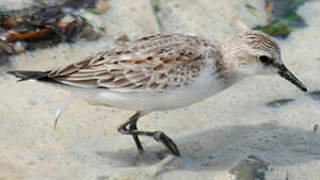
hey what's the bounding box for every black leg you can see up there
[118,112,144,153]
[118,112,180,156]
[132,130,180,156]
[129,118,144,153]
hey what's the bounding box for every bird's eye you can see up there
[259,55,271,64]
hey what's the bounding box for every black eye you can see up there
[259,56,271,64]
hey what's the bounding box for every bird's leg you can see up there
[118,111,180,156]
[131,130,180,156]
[118,111,145,153]
[128,116,144,153]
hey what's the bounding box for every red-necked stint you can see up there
[8,31,307,156]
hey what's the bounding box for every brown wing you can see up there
[49,34,214,92]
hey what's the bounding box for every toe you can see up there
[154,131,180,156]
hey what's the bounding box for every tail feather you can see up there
[7,70,51,81]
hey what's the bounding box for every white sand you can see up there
[1,0,320,179]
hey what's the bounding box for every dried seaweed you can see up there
[254,0,311,38]
[246,4,258,17]
[0,0,108,57]
[266,99,294,108]
[150,0,163,32]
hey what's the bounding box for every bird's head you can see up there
[222,31,307,92]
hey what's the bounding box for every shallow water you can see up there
[1,0,320,179]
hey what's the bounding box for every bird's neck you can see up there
[214,41,249,86]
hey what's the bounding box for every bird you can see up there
[7,31,307,156]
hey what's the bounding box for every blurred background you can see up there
[0,0,319,179]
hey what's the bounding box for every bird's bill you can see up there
[277,64,307,92]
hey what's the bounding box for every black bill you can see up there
[278,64,307,92]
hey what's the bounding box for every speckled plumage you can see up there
[8,31,307,156]
[49,33,223,93]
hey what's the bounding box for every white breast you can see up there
[78,69,227,112]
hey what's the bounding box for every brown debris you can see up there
[0,41,14,53]
[97,1,110,12]
[0,18,18,29]
[265,1,273,24]
[114,35,130,46]
[0,0,108,56]
[4,28,54,42]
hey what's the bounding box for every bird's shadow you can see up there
[95,124,320,171]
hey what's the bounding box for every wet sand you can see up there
[1,0,320,179]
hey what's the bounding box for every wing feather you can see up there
[49,34,216,92]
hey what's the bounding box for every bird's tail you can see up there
[7,70,51,81]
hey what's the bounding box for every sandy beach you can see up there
[1,0,320,179]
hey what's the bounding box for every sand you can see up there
[0,0,320,179]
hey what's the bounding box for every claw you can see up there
[154,131,180,156]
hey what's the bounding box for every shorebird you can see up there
[7,31,307,156]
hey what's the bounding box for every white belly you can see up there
[78,71,227,112]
